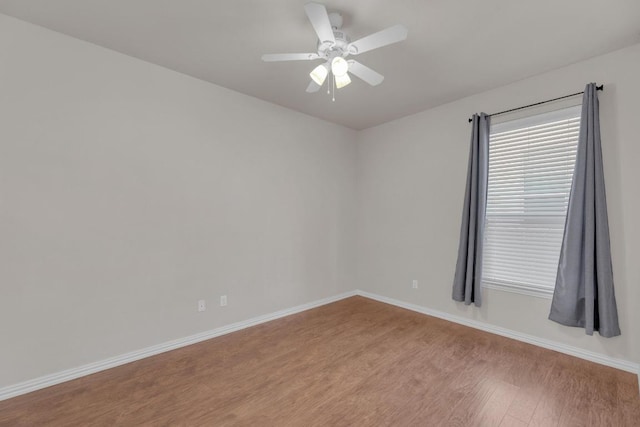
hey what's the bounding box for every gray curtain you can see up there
[549,83,620,337]
[453,113,490,307]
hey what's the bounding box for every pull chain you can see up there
[332,73,336,102]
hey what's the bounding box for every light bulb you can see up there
[335,73,351,89]
[331,57,349,77]
[310,63,329,86]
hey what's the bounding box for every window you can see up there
[482,106,581,297]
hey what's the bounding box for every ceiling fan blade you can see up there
[348,24,408,55]
[348,60,384,86]
[262,53,320,62]
[306,80,322,93]
[304,2,336,45]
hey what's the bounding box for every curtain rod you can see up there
[467,84,604,123]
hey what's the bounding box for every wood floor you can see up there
[1,296,638,426]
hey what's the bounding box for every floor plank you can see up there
[0,296,638,426]
[500,414,529,427]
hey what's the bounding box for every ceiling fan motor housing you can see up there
[317,30,351,59]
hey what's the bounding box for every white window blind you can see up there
[483,105,581,297]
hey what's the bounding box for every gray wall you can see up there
[0,14,357,388]
[357,43,640,365]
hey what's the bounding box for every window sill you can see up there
[482,281,553,299]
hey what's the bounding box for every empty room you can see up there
[1,1,639,425]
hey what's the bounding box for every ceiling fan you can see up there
[261,2,408,96]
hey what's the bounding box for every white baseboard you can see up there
[0,290,357,402]
[2,289,637,402]
[355,290,640,376]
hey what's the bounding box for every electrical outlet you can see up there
[220,295,227,307]
[198,299,206,312]
[412,280,418,289]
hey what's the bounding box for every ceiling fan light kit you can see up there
[261,2,408,99]
[331,57,349,77]
[335,73,351,89]
[310,63,329,85]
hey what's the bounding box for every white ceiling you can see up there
[1,1,639,130]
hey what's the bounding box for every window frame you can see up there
[482,105,582,299]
